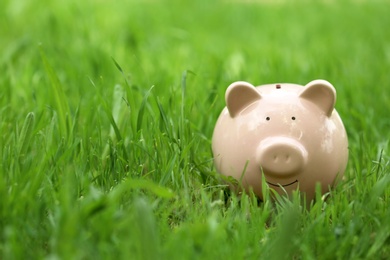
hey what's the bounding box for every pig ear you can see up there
[225,81,261,118]
[299,80,336,117]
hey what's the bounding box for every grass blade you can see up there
[110,178,175,199]
[16,112,35,159]
[137,85,154,132]
[39,47,72,139]
[90,79,129,162]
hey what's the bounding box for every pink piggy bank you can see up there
[212,80,348,201]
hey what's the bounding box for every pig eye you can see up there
[291,116,296,120]
[266,117,270,121]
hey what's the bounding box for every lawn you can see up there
[1,0,390,259]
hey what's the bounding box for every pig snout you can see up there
[257,137,308,176]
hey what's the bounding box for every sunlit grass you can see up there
[1,0,390,259]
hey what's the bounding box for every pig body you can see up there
[212,80,348,201]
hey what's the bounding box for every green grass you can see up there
[1,0,390,259]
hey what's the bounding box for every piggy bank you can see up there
[212,80,348,201]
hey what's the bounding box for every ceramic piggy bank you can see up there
[212,80,348,201]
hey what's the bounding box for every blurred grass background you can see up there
[1,0,390,259]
